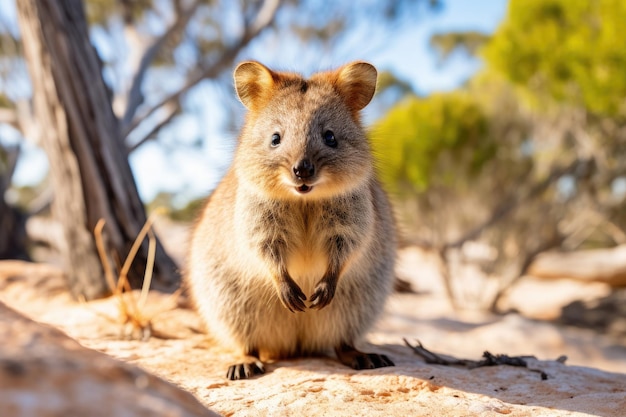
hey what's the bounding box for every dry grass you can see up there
[93,211,180,340]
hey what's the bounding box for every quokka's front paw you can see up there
[278,275,307,312]
[309,276,337,310]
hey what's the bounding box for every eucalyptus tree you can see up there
[8,0,437,299]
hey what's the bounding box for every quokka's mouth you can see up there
[296,184,313,194]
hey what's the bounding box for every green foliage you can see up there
[0,94,11,108]
[145,191,205,222]
[369,0,626,308]
[376,70,414,96]
[85,0,153,25]
[371,91,489,195]
[483,0,626,118]
[169,197,204,222]
[429,31,491,63]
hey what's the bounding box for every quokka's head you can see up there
[233,61,377,201]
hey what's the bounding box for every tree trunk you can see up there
[0,144,28,260]
[16,0,179,300]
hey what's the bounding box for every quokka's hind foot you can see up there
[335,343,394,370]
[226,359,265,380]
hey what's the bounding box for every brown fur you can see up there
[186,61,397,380]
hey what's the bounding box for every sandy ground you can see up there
[1,218,625,416]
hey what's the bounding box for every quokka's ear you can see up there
[334,62,377,111]
[234,61,275,110]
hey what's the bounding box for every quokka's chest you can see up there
[286,236,329,293]
[241,200,345,279]
[265,205,334,258]
[245,197,362,235]
[240,192,372,245]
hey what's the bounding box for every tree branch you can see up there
[0,108,18,129]
[123,0,282,142]
[488,231,563,313]
[127,102,180,152]
[444,158,585,250]
[121,0,201,130]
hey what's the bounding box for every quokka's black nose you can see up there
[293,159,315,179]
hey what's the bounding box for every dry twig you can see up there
[404,338,567,380]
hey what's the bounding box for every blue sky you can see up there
[376,0,507,92]
[9,0,508,204]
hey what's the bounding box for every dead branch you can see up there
[415,159,585,310]
[404,339,567,380]
[488,231,563,312]
[435,246,458,311]
[445,158,585,251]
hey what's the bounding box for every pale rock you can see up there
[529,245,626,286]
[0,301,218,417]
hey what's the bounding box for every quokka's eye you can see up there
[323,130,337,148]
[271,133,281,147]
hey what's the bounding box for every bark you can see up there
[16,0,178,300]
[0,145,27,260]
[0,198,25,260]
